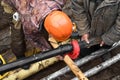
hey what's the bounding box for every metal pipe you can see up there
[41,41,120,80]
[40,49,107,80]
[72,53,120,80]
[0,44,72,74]
[0,38,101,74]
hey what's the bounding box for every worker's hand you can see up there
[81,33,89,44]
[56,55,64,60]
[100,41,105,47]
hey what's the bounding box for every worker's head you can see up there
[44,10,73,41]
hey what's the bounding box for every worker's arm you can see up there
[102,7,120,45]
[71,0,90,36]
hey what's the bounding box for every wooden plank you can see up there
[64,55,88,80]
[49,37,88,80]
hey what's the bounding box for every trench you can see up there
[25,45,120,80]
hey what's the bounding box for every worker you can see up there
[3,0,73,59]
[62,0,120,58]
[66,0,120,46]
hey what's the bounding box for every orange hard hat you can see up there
[44,10,73,41]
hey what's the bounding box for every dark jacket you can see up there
[66,0,120,45]
[3,0,66,51]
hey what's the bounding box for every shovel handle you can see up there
[64,55,88,80]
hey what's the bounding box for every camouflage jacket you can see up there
[66,0,120,45]
[3,0,66,50]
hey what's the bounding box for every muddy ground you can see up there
[25,46,120,80]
